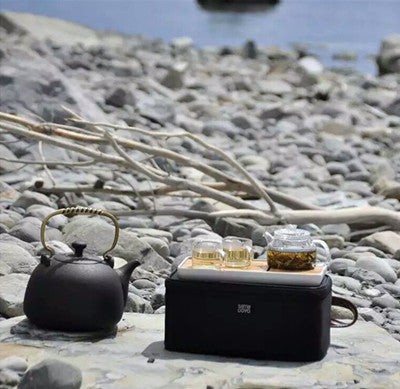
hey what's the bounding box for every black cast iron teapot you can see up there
[23,206,140,332]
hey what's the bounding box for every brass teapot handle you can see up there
[41,206,119,258]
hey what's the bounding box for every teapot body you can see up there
[23,207,140,332]
[265,228,330,271]
[24,257,125,331]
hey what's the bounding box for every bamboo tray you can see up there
[177,257,327,286]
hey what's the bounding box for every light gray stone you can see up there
[18,359,82,389]
[358,308,385,326]
[125,293,153,313]
[360,231,400,255]
[34,240,73,256]
[202,120,239,139]
[0,210,23,229]
[347,268,386,285]
[0,356,28,373]
[26,205,68,229]
[0,145,23,173]
[0,273,29,317]
[356,256,397,283]
[329,258,355,275]
[298,56,323,75]
[372,293,400,309]
[319,234,345,249]
[160,64,185,89]
[139,237,170,259]
[89,200,131,212]
[62,216,170,270]
[376,283,400,298]
[136,95,175,124]
[259,79,292,95]
[0,369,20,386]
[0,313,399,388]
[330,274,362,293]
[0,243,37,275]
[9,217,62,243]
[0,181,20,203]
[127,228,173,242]
[13,191,56,209]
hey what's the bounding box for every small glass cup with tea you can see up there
[223,236,253,269]
[191,239,224,269]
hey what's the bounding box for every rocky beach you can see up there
[1,10,400,389]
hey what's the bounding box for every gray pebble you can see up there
[131,279,157,290]
[356,256,397,283]
[0,356,28,373]
[372,293,400,309]
[0,273,30,317]
[13,190,56,209]
[9,217,62,243]
[329,258,356,275]
[140,236,170,259]
[0,243,37,275]
[358,308,385,326]
[18,359,82,389]
[126,293,153,313]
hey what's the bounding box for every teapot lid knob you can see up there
[72,242,87,257]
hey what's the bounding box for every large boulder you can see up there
[0,43,108,122]
[62,216,170,270]
[377,34,400,75]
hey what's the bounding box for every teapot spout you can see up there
[116,260,141,305]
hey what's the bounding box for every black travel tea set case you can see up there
[165,263,358,362]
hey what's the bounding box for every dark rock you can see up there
[242,40,257,59]
[377,34,400,75]
[105,87,136,108]
[18,359,82,389]
[202,120,239,139]
[13,191,56,209]
[213,218,258,239]
[150,284,165,310]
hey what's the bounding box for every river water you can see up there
[1,0,400,74]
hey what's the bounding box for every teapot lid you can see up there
[51,241,104,264]
[274,227,310,239]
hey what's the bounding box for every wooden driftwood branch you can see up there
[1,112,400,231]
[0,112,319,211]
[115,206,400,230]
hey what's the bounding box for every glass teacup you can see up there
[223,236,253,269]
[191,239,224,269]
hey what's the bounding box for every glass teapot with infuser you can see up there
[264,226,330,271]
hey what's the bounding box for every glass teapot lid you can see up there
[273,225,310,240]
